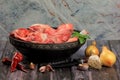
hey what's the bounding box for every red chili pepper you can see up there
[10,52,23,72]
[2,57,27,72]
[2,57,11,65]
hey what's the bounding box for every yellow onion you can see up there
[100,46,116,67]
[85,41,99,57]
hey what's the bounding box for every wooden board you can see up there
[0,40,120,80]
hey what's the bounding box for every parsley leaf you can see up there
[72,31,90,44]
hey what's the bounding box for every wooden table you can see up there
[0,40,120,80]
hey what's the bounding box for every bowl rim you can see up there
[9,35,80,45]
[9,35,84,51]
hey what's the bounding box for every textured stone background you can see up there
[0,0,120,40]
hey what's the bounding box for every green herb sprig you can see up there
[72,31,90,44]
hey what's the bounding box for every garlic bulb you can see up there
[88,55,102,69]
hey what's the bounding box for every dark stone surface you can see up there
[0,0,120,40]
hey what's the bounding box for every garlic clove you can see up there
[46,65,54,72]
[29,62,35,70]
[78,63,89,71]
[39,66,46,73]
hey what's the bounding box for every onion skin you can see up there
[85,41,99,57]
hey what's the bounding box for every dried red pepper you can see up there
[10,52,23,72]
[2,57,27,72]
[2,57,11,65]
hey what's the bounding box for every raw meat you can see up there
[10,28,30,41]
[67,37,78,42]
[10,23,75,44]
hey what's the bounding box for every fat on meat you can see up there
[26,32,49,43]
[29,24,51,32]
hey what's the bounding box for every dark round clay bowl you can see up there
[9,35,85,63]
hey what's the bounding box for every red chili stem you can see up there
[17,63,27,73]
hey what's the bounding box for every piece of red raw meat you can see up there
[44,27,57,35]
[54,23,74,43]
[10,28,30,41]
[44,23,74,43]
[66,37,78,42]
[57,23,73,32]
[10,23,74,44]
[26,32,48,43]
